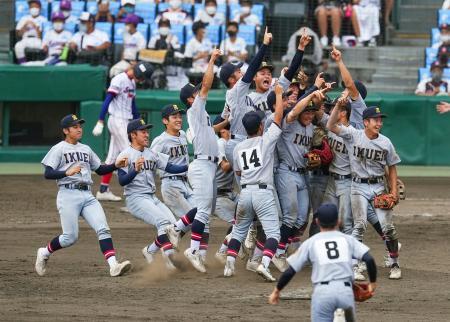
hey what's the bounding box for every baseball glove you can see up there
[373,193,398,210]
[312,126,327,148]
[397,178,406,200]
[305,152,322,169]
[353,282,374,302]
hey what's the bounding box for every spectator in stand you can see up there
[282,26,323,66]
[415,62,450,96]
[148,18,181,51]
[110,14,146,77]
[117,0,144,23]
[315,0,342,47]
[184,21,214,72]
[15,0,47,64]
[195,0,226,25]
[353,0,380,46]
[220,21,248,63]
[69,12,111,54]
[232,0,260,29]
[434,24,450,66]
[95,0,115,23]
[60,0,78,24]
[157,0,192,25]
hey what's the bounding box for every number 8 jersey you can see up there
[233,123,282,186]
[287,230,369,284]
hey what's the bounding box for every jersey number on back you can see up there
[240,147,262,171]
[315,237,349,265]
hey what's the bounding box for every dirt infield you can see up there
[1,175,450,321]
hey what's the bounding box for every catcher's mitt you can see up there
[312,126,327,148]
[305,152,321,170]
[397,178,406,200]
[373,193,398,210]
[353,282,374,302]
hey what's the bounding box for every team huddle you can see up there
[35,27,404,321]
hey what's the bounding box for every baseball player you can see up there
[269,203,377,322]
[224,83,285,282]
[179,48,221,273]
[92,62,154,202]
[35,114,131,277]
[327,104,402,280]
[248,28,311,116]
[116,119,190,269]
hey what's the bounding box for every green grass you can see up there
[2,163,450,177]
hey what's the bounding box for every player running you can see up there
[92,62,154,201]
[269,203,377,322]
[35,114,131,277]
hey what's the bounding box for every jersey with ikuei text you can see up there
[151,130,189,179]
[117,146,169,196]
[233,123,282,186]
[287,230,369,284]
[41,141,101,186]
[337,126,401,178]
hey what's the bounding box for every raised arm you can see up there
[286,90,324,123]
[326,94,348,134]
[331,45,359,100]
[273,83,284,127]
[284,28,311,81]
[241,27,272,84]
[199,48,222,99]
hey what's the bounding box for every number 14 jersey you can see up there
[233,122,282,187]
[287,230,369,284]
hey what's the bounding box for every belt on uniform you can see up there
[311,169,330,176]
[218,188,232,194]
[164,176,187,181]
[241,184,267,189]
[288,166,307,174]
[63,183,90,191]
[194,154,219,163]
[352,176,384,184]
[320,281,351,287]
[330,172,352,180]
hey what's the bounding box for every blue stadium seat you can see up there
[51,1,85,18]
[419,68,430,82]
[157,2,192,14]
[15,0,49,21]
[135,3,157,24]
[186,24,221,46]
[193,3,227,19]
[438,9,450,26]
[42,21,76,38]
[114,22,149,44]
[151,23,185,45]
[229,3,264,25]
[426,47,438,67]
[431,28,441,47]
[222,24,256,46]
[86,0,120,16]
[96,22,113,39]
[444,68,450,80]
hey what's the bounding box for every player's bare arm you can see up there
[199,48,222,99]
[115,156,128,169]
[331,45,359,100]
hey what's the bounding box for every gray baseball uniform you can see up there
[247,75,290,117]
[215,137,236,224]
[231,123,282,242]
[118,146,176,235]
[41,141,111,247]
[186,95,219,225]
[287,230,370,322]
[151,130,194,218]
[349,94,367,130]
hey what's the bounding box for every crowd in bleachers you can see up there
[416,2,450,96]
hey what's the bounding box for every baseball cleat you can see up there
[215,250,227,265]
[165,225,181,250]
[272,254,289,273]
[256,264,276,282]
[223,260,235,277]
[246,256,261,272]
[183,248,206,273]
[161,251,177,271]
[353,265,366,281]
[96,191,122,202]
[389,264,402,280]
[35,247,49,276]
[110,260,132,277]
[244,224,257,250]
[142,247,154,264]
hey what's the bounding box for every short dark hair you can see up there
[128,132,133,142]
[245,123,260,136]
[317,219,337,229]
[227,21,239,30]
[192,21,206,35]
[205,0,217,5]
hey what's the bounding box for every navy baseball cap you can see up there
[161,104,185,118]
[127,118,153,133]
[362,106,386,119]
[242,110,265,134]
[266,90,292,111]
[180,83,202,107]
[257,61,274,73]
[60,114,85,128]
[315,203,338,226]
[303,100,319,113]
[133,62,154,80]
[213,115,225,126]
[219,61,244,86]
[341,80,367,100]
